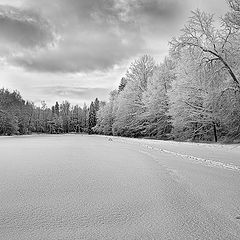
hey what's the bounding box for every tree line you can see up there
[94,0,240,143]
[0,88,100,136]
[1,0,240,142]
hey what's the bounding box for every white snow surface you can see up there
[0,134,240,239]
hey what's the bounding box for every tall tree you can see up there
[94,91,117,135]
[168,49,227,142]
[88,101,96,133]
[55,101,60,117]
[113,55,156,137]
[60,101,71,133]
[170,9,240,88]
[94,98,100,113]
[82,103,88,131]
[142,58,175,138]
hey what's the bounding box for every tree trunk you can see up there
[213,122,218,142]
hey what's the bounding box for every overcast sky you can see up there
[0,0,228,106]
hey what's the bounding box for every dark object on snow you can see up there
[108,138,113,141]
[236,216,240,220]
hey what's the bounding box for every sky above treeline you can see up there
[0,0,228,106]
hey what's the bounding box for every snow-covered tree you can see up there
[94,91,117,135]
[60,101,71,133]
[141,58,175,138]
[170,9,240,88]
[169,49,229,142]
[226,0,240,28]
[113,55,156,137]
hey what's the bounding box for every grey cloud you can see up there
[129,0,184,33]
[135,0,181,19]
[3,0,185,72]
[0,5,56,50]
[10,30,142,72]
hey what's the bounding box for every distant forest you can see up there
[1,1,240,142]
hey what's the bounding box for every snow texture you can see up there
[0,134,240,240]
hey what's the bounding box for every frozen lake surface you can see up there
[1,134,240,239]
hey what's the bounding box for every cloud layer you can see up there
[0,0,184,73]
[0,0,229,106]
[0,5,56,54]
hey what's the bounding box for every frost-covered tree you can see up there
[170,9,240,88]
[168,49,228,142]
[113,55,156,137]
[141,58,175,138]
[70,105,82,133]
[0,89,28,135]
[60,101,71,133]
[0,110,18,135]
[19,101,35,134]
[94,91,117,135]
[81,103,88,132]
[169,8,240,142]
[226,0,240,28]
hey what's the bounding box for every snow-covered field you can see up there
[1,134,240,239]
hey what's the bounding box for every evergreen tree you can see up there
[88,101,96,133]
[55,102,60,117]
[51,106,55,118]
[118,78,127,93]
[94,98,100,113]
